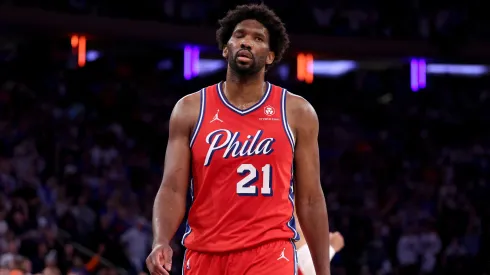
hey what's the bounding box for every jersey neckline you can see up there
[216,81,272,116]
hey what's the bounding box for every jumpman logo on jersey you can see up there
[210,109,223,123]
[277,248,289,261]
[186,257,191,270]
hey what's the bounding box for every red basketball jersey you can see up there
[182,81,299,252]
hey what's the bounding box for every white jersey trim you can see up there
[189,88,206,148]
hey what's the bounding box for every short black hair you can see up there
[216,4,290,68]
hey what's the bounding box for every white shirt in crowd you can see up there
[397,231,442,273]
[397,233,419,266]
[419,231,442,273]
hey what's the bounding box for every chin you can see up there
[232,65,254,74]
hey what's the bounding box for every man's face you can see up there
[223,19,275,75]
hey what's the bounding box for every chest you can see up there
[193,119,290,167]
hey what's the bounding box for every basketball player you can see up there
[146,4,330,275]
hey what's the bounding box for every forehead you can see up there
[233,19,268,36]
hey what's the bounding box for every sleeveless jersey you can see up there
[182,81,299,252]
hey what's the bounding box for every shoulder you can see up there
[170,90,203,133]
[284,90,319,132]
[174,90,202,112]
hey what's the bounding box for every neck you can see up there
[225,68,266,103]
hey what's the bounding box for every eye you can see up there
[255,37,264,42]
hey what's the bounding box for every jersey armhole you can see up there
[189,88,206,148]
[281,89,296,152]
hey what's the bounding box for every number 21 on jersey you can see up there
[236,164,272,196]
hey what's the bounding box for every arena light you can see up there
[70,35,87,67]
[277,64,290,81]
[297,53,314,83]
[184,46,200,79]
[311,60,357,76]
[184,45,192,80]
[70,35,78,48]
[297,53,306,81]
[410,59,419,92]
[418,59,426,89]
[191,46,200,77]
[157,59,173,70]
[427,64,488,76]
[86,50,100,62]
[305,54,314,83]
[410,58,426,92]
[198,59,226,76]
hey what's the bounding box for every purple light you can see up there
[418,59,426,89]
[410,59,419,92]
[191,46,200,77]
[184,45,192,80]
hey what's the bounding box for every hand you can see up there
[146,243,173,275]
[329,231,345,252]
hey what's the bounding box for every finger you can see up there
[149,264,167,275]
[151,267,170,275]
[149,256,167,275]
[163,250,173,271]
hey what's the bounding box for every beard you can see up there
[228,50,264,76]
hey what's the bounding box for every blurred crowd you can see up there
[2,0,488,41]
[0,34,489,275]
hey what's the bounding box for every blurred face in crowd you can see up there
[223,19,274,76]
[43,267,61,275]
[64,244,74,256]
[73,256,84,267]
[8,239,19,253]
[23,259,32,273]
[38,242,48,256]
[12,211,25,225]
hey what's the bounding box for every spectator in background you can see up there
[419,223,442,275]
[397,227,420,275]
[442,238,468,275]
[42,250,61,275]
[120,218,150,273]
[0,17,489,274]
[362,223,393,275]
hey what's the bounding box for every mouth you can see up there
[236,50,253,62]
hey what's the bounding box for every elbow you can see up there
[154,183,187,210]
[296,192,327,209]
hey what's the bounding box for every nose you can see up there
[240,38,253,50]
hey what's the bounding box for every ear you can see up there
[266,51,275,65]
[222,46,229,59]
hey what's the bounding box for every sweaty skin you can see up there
[148,18,330,275]
[147,93,198,275]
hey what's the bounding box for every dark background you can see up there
[0,1,489,275]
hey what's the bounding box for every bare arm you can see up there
[290,94,330,275]
[152,93,199,246]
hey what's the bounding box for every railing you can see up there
[57,228,129,275]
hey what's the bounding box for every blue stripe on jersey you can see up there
[189,88,206,148]
[280,89,295,151]
[281,88,299,241]
[291,240,298,275]
[181,178,194,246]
[181,249,188,275]
[217,81,272,115]
[287,180,300,241]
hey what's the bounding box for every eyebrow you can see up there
[234,28,267,38]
